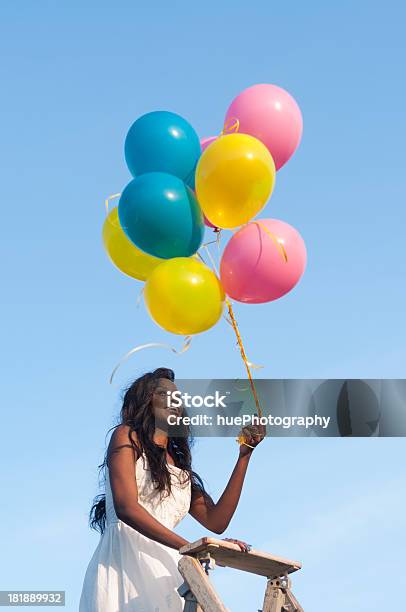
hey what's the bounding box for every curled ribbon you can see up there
[104,193,123,230]
[109,336,192,384]
[103,193,193,386]
[252,221,288,263]
[231,221,288,264]
[221,117,240,136]
[105,193,121,217]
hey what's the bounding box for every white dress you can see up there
[79,452,192,612]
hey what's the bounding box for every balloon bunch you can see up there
[103,84,307,404]
[103,110,225,336]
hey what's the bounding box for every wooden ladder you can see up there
[177,537,303,612]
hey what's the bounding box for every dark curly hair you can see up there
[89,367,208,534]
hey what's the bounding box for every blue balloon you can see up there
[118,173,204,259]
[125,111,201,182]
[185,166,196,191]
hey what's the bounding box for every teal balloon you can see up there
[118,173,204,259]
[185,167,196,191]
[125,111,201,182]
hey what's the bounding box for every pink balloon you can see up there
[224,84,303,171]
[200,136,217,151]
[200,137,219,228]
[220,219,307,303]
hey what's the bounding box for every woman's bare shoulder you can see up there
[110,423,140,443]
[107,425,141,464]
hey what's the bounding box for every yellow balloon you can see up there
[195,133,276,229]
[102,207,161,280]
[144,257,225,335]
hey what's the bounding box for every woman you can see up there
[79,367,264,611]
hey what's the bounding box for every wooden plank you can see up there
[178,556,228,612]
[179,537,301,578]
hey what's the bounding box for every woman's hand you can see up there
[222,537,252,553]
[238,424,266,457]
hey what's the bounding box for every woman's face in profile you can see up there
[151,378,183,430]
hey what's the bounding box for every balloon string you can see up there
[135,286,144,308]
[224,315,263,370]
[198,237,264,423]
[109,336,192,384]
[221,223,287,444]
[195,251,207,266]
[202,244,219,277]
[225,296,263,419]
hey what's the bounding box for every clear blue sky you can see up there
[1,1,405,611]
